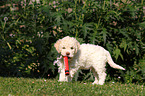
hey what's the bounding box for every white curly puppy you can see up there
[54,36,125,85]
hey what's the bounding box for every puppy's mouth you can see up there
[67,56,72,59]
[63,56,72,60]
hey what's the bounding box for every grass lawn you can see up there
[0,77,144,96]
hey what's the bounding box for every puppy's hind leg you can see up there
[98,71,107,85]
[91,67,99,85]
[93,67,106,85]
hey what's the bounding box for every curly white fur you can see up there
[54,36,125,85]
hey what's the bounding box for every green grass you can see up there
[0,77,144,96]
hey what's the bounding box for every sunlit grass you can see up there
[0,77,145,96]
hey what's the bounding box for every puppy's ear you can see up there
[54,39,61,53]
[75,41,80,53]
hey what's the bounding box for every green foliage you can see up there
[0,0,145,83]
[0,0,58,78]
[124,55,145,83]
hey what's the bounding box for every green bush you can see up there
[0,0,145,83]
[0,0,58,78]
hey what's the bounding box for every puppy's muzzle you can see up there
[65,52,72,59]
[66,52,70,56]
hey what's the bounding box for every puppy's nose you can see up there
[66,52,70,56]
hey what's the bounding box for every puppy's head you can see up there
[54,36,80,59]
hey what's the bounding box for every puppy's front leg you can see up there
[59,68,72,82]
[59,68,67,82]
[69,67,80,80]
[66,75,72,82]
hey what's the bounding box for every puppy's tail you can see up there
[106,51,125,70]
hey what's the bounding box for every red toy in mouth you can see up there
[63,56,69,75]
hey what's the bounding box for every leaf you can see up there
[0,20,4,29]
[41,5,50,14]
[113,48,124,60]
[82,23,93,38]
[106,10,121,20]
[55,14,63,24]
[119,39,128,52]
[139,22,145,28]
[119,29,129,38]
[134,42,139,55]
[101,28,107,45]
[90,32,97,44]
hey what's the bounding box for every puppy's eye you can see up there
[71,47,74,49]
[62,47,66,49]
